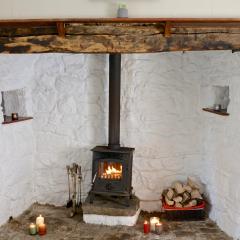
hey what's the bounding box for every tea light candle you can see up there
[155,222,163,234]
[38,223,47,236]
[29,223,37,235]
[150,217,159,232]
[143,220,150,234]
[11,113,18,121]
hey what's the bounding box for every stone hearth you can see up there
[83,195,140,226]
[0,204,232,240]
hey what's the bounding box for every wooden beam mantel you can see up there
[1,18,240,53]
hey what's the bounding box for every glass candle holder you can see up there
[150,217,159,232]
[155,222,163,234]
[29,223,37,235]
[38,223,47,236]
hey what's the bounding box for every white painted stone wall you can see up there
[29,53,203,212]
[199,51,240,239]
[0,55,36,225]
[0,52,240,239]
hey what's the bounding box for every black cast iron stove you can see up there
[90,54,134,206]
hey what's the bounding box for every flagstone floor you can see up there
[0,204,232,240]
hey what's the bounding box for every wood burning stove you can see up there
[89,54,134,206]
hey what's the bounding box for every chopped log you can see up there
[173,196,183,203]
[184,199,197,208]
[173,182,185,194]
[191,189,203,200]
[182,191,191,204]
[166,188,174,200]
[183,185,192,193]
[187,177,204,194]
[175,202,183,208]
[165,196,175,206]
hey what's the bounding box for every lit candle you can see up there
[38,223,47,236]
[11,113,18,121]
[150,217,159,232]
[143,220,150,234]
[36,214,44,231]
[155,222,163,234]
[29,223,37,235]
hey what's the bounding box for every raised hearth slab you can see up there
[83,195,140,226]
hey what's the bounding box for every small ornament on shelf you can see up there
[117,3,128,18]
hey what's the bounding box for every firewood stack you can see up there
[162,177,204,208]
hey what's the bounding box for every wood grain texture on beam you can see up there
[0,32,239,54]
[1,19,240,53]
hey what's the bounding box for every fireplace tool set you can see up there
[66,163,82,217]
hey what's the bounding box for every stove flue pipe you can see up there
[108,54,121,149]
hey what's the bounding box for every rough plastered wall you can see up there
[0,55,36,225]
[31,54,108,204]
[30,53,203,211]
[1,52,239,239]
[200,51,240,239]
[121,53,203,210]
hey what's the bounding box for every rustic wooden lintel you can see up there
[1,18,240,53]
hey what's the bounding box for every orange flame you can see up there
[101,165,122,179]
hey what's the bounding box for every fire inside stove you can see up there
[99,161,122,180]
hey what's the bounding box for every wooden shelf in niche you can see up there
[2,116,33,125]
[202,108,229,116]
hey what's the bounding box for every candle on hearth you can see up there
[38,223,47,236]
[155,222,163,234]
[150,217,159,232]
[143,220,150,234]
[36,214,44,231]
[29,223,37,235]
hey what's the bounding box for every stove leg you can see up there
[90,192,94,204]
[125,196,130,207]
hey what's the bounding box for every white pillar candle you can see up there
[150,217,159,232]
[36,214,44,227]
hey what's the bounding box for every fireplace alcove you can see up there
[0,17,238,238]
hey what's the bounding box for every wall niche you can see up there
[1,88,33,124]
[202,85,230,116]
